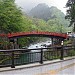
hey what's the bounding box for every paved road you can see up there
[0,59,75,75]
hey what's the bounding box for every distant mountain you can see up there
[28,3,69,27]
[28,3,51,21]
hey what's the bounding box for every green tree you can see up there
[65,0,75,32]
[0,0,24,33]
[47,19,67,33]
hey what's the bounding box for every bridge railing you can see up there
[0,45,74,68]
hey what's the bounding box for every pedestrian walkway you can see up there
[0,57,75,75]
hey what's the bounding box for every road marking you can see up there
[36,63,75,75]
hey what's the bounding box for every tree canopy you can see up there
[65,0,75,32]
[0,0,24,33]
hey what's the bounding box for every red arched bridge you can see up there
[0,31,68,39]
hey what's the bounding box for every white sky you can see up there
[15,0,68,14]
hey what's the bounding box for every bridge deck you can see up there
[0,31,68,39]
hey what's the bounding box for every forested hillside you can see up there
[28,3,69,27]
[28,3,71,32]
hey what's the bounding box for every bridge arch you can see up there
[7,31,68,39]
[0,31,68,49]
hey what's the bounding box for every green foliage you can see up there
[31,18,68,33]
[32,18,48,31]
[64,40,72,45]
[47,19,65,32]
[20,15,34,32]
[44,51,60,60]
[66,0,75,32]
[0,0,24,33]
[68,50,75,56]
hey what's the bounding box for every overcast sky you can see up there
[15,0,68,14]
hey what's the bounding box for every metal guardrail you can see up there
[0,45,75,68]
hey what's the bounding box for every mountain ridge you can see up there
[27,3,69,27]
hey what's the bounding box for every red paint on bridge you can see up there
[0,31,68,39]
[0,33,7,37]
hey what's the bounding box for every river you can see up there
[28,40,52,49]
